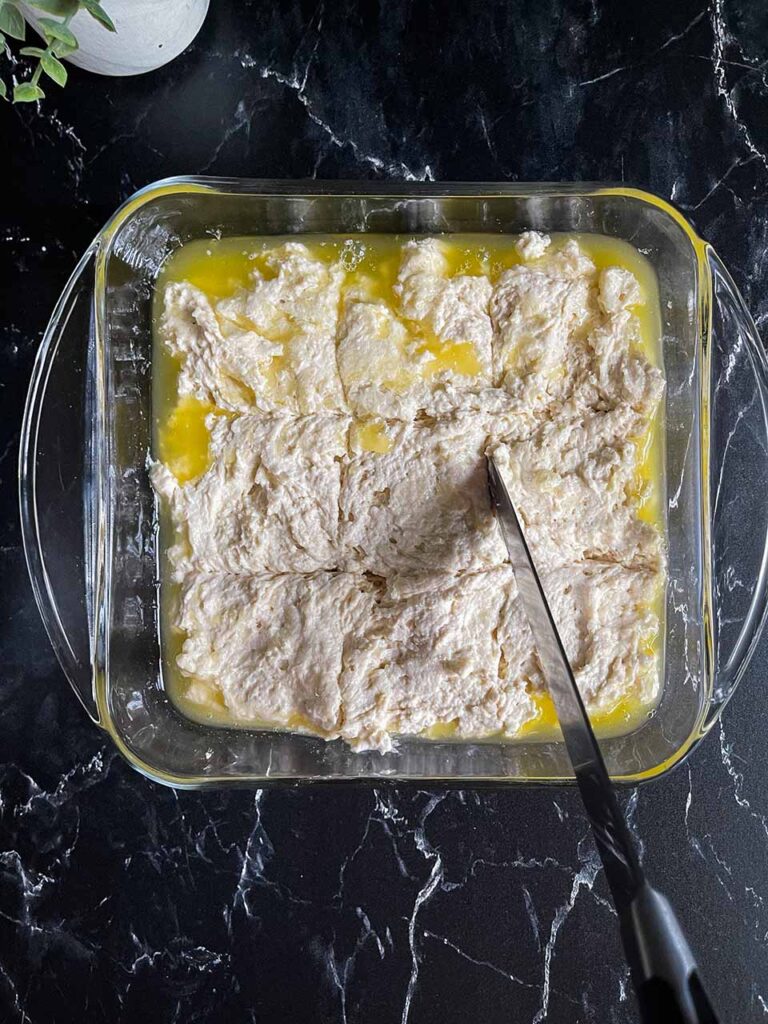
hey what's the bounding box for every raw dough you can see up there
[176,571,374,734]
[154,234,665,751]
[152,412,348,576]
[340,413,506,580]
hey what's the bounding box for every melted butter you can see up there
[416,330,482,377]
[354,420,392,454]
[631,414,664,526]
[423,721,460,740]
[347,251,401,304]
[441,243,493,277]
[157,396,217,483]
[520,689,651,740]
[153,232,666,738]
[159,243,259,299]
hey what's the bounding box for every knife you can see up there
[486,455,718,1024]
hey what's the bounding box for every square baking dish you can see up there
[19,179,768,786]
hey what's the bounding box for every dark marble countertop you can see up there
[3,2,768,1021]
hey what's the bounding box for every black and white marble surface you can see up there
[3,2,768,1021]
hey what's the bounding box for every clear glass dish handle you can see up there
[706,246,768,720]
[18,243,102,725]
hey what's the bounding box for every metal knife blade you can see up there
[486,454,644,914]
[487,455,718,1023]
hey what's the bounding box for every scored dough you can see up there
[154,234,665,751]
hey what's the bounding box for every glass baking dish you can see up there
[18,178,768,787]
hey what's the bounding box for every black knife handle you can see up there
[620,883,719,1024]
[636,971,718,1024]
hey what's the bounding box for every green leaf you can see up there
[0,79,7,101]
[80,0,115,32]
[13,80,45,102]
[27,0,79,15]
[37,17,77,48]
[41,50,66,85]
[0,4,26,41]
[51,37,77,56]
[19,45,47,56]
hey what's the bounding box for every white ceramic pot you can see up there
[22,0,210,77]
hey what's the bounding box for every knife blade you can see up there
[486,453,642,911]
[486,454,718,1024]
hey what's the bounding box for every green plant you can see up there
[0,0,114,103]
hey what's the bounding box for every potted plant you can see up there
[0,0,209,102]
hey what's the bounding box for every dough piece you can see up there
[541,562,661,711]
[489,402,663,574]
[394,238,494,381]
[152,413,348,576]
[340,566,538,751]
[215,242,347,414]
[176,571,375,734]
[162,281,283,413]
[490,239,596,414]
[337,296,522,428]
[338,276,502,421]
[336,289,428,420]
[340,414,506,580]
[491,242,663,425]
[586,267,664,416]
[515,230,551,261]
